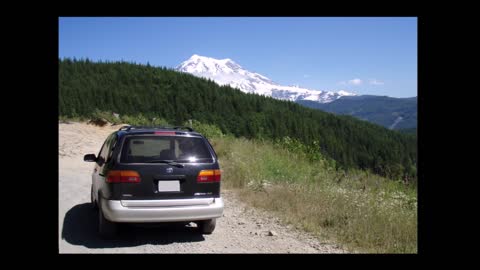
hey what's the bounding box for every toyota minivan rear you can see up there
[84,126,224,238]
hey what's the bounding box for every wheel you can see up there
[91,185,98,210]
[98,202,118,238]
[197,219,216,234]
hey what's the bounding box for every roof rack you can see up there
[118,125,132,131]
[118,125,194,132]
[173,126,194,132]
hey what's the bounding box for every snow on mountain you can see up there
[176,54,356,103]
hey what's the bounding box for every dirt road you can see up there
[58,122,346,253]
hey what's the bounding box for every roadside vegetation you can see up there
[212,134,417,253]
[196,120,417,253]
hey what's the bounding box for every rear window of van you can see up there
[120,136,213,163]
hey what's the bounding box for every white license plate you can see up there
[158,181,180,192]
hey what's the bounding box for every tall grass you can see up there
[211,136,417,253]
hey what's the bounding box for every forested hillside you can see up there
[59,59,417,180]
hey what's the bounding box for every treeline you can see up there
[59,58,417,181]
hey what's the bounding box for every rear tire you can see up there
[197,219,216,234]
[98,202,117,238]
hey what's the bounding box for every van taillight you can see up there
[106,170,141,183]
[197,169,221,183]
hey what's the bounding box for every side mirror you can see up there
[84,154,97,162]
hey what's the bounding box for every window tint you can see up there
[120,136,213,163]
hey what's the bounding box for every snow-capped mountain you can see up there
[176,54,356,103]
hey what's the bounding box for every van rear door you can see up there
[110,134,220,200]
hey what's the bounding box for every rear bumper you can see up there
[100,197,224,223]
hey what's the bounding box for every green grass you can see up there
[211,136,417,253]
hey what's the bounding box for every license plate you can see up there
[158,180,180,192]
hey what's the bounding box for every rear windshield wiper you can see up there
[145,160,184,168]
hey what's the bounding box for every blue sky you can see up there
[59,17,417,98]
